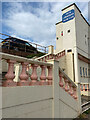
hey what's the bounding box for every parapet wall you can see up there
[2,86,53,118]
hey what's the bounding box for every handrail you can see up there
[59,67,77,87]
[0,52,53,67]
[36,50,65,61]
[81,101,90,107]
[81,101,90,113]
[35,53,52,60]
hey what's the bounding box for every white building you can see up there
[55,3,90,95]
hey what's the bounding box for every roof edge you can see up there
[62,3,81,13]
[55,21,62,25]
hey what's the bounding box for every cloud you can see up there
[2,2,88,48]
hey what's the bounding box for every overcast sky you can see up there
[1,2,89,47]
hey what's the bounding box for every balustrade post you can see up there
[47,55,49,60]
[18,62,29,86]
[59,73,63,88]
[42,58,43,61]
[47,66,52,85]
[59,53,61,58]
[30,64,38,85]
[80,84,82,91]
[3,60,17,87]
[40,65,46,85]
[73,87,77,99]
[64,77,69,92]
[56,55,58,60]
[45,56,47,62]
[87,84,89,91]
[62,51,65,56]
[83,84,85,91]
[53,54,55,60]
[68,82,73,96]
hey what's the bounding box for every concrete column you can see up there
[48,60,59,118]
[0,54,2,119]
[74,47,82,114]
[48,45,54,54]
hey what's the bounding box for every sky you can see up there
[1,1,89,48]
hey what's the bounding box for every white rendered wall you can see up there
[75,6,89,58]
[2,86,53,118]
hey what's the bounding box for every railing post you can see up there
[64,77,69,92]
[68,82,73,96]
[83,84,85,91]
[87,84,89,91]
[80,84,82,91]
[18,62,29,86]
[40,65,46,85]
[3,60,17,87]
[52,60,59,118]
[47,66,52,85]
[30,64,38,85]
[45,56,47,62]
[59,73,63,88]
[73,87,77,99]
[47,59,59,118]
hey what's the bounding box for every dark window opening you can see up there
[61,31,63,36]
[67,49,72,52]
[67,30,70,33]
[57,37,59,40]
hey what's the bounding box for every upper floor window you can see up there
[85,68,87,76]
[83,67,85,77]
[80,67,82,76]
[61,31,63,36]
[67,30,70,33]
[57,37,59,40]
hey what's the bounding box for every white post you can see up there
[48,45,54,54]
[0,54,2,119]
[48,60,59,118]
[74,47,82,114]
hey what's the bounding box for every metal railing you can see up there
[0,33,48,53]
[81,101,90,113]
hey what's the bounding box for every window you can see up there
[83,67,85,77]
[57,37,59,40]
[61,31,63,36]
[67,30,70,33]
[67,49,72,52]
[80,67,82,76]
[85,68,87,77]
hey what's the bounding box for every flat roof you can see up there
[56,3,90,26]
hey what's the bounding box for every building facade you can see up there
[55,3,90,95]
